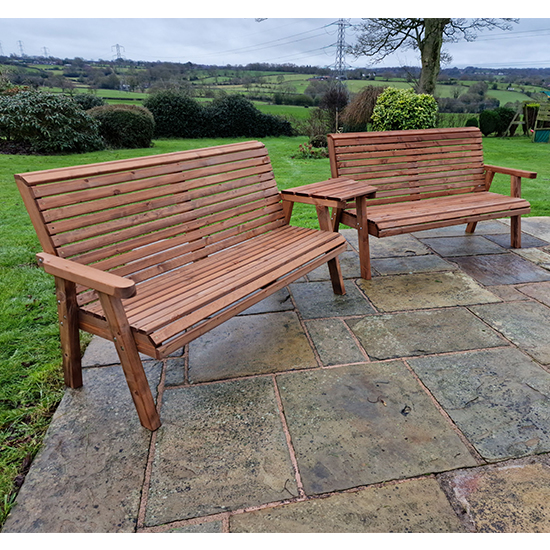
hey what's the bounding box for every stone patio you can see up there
[3,218,550,533]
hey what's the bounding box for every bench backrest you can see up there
[16,141,285,289]
[328,127,486,207]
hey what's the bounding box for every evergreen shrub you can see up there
[88,104,155,149]
[371,87,438,131]
[0,89,103,154]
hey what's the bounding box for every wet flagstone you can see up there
[356,271,499,312]
[418,236,507,257]
[516,281,550,307]
[289,281,375,319]
[518,217,550,243]
[439,457,550,532]
[370,254,456,276]
[470,301,550,365]
[2,363,162,533]
[484,232,549,249]
[306,250,362,281]
[238,287,294,315]
[230,477,466,533]
[408,348,550,461]
[452,253,550,286]
[276,361,477,496]
[512,247,550,269]
[342,230,431,258]
[145,377,297,526]
[188,311,317,383]
[304,318,367,366]
[346,308,505,361]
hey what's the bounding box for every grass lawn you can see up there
[0,133,548,526]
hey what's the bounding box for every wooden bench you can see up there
[16,141,348,430]
[318,127,536,279]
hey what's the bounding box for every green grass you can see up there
[0,133,548,527]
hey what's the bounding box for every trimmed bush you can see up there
[73,93,105,111]
[479,109,500,136]
[0,89,103,154]
[88,104,155,149]
[205,95,293,138]
[143,90,204,138]
[465,117,479,127]
[371,87,438,131]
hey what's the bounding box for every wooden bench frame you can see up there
[322,127,537,279]
[16,141,348,430]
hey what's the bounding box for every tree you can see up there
[350,18,518,95]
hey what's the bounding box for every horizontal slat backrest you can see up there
[16,141,285,299]
[328,127,486,206]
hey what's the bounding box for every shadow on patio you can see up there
[3,218,550,533]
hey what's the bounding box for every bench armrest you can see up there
[37,252,136,299]
[484,165,537,179]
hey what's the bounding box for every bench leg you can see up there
[465,222,477,234]
[98,293,161,431]
[315,205,345,295]
[55,278,83,389]
[511,215,521,248]
[355,196,372,280]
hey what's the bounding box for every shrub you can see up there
[204,95,293,138]
[479,109,500,136]
[371,87,438,131]
[292,142,328,159]
[143,90,204,138]
[72,93,105,111]
[340,86,386,131]
[465,117,479,127]
[494,106,516,136]
[0,89,103,154]
[88,104,155,149]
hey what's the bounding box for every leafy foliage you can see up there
[144,91,292,138]
[0,90,103,154]
[371,87,438,131]
[88,104,155,149]
[72,93,105,111]
[143,90,205,138]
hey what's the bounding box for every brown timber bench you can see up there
[16,141,348,431]
[320,127,536,279]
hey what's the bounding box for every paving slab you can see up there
[356,271,500,312]
[484,232,549,249]
[2,363,162,533]
[512,247,550,269]
[289,281,375,319]
[370,254,456,276]
[470,301,550,365]
[408,348,550,461]
[516,217,550,242]
[452,253,550,286]
[145,377,297,526]
[81,335,165,367]
[188,311,317,383]
[276,361,477,496]
[516,281,550,307]
[305,318,367,366]
[418,236,507,257]
[306,250,362,281]
[412,220,510,237]
[488,285,532,302]
[230,477,466,533]
[342,230,431,258]
[438,456,550,532]
[346,308,505,361]
[238,287,294,315]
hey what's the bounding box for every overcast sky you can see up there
[2,4,550,70]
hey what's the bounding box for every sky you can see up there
[2,3,550,70]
